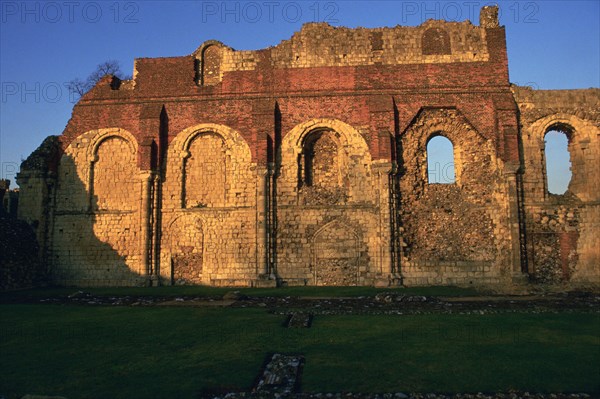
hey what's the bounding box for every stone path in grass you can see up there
[203,392,593,399]
[253,353,304,396]
[232,291,600,315]
[6,290,599,315]
[285,312,313,328]
[200,352,593,399]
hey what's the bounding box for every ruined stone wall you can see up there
[161,123,258,286]
[1,180,19,218]
[16,7,598,288]
[397,108,515,285]
[514,87,600,284]
[16,136,60,266]
[203,19,490,79]
[0,215,45,290]
[1,180,46,290]
[190,6,502,84]
[50,128,144,286]
[275,117,391,286]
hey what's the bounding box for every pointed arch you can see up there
[400,108,495,188]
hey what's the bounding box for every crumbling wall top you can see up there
[512,86,600,108]
[479,5,499,28]
[512,85,600,125]
[19,135,61,174]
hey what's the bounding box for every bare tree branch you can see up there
[67,60,129,100]
[66,78,88,98]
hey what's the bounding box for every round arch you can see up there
[166,123,253,209]
[57,128,140,212]
[85,128,138,161]
[527,113,598,162]
[527,113,599,200]
[282,118,370,157]
[170,123,251,163]
[528,113,596,142]
[421,27,451,55]
[280,118,372,204]
[426,134,456,184]
[426,131,455,146]
[403,108,487,143]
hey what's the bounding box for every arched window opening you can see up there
[427,135,455,184]
[202,45,222,86]
[422,28,451,55]
[301,130,341,189]
[544,129,572,195]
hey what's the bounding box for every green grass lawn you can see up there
[1,304,598,398]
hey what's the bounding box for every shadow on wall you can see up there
[52,143,147,287]
[0,214,45,290]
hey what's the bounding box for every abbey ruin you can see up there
[14,6,600,287]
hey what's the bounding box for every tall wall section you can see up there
[16,6,569,287]
[397,107,519,286]
[514,86,600,284]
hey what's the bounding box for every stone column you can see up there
[256,165,268,277]
[140,171,154,285]
[372,162,394,286]
[179,151,190,208]
[254,164,277,287]
[151,173,162,285]
[267,164,277,280]
[503,163,526,278]
[387,162,403,285]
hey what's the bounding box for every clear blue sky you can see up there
[1,0,598,187]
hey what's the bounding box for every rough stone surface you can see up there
[14,6,599,288]
[8,291,599,315]
[202,392,591,399]
[253,354,304,396]
[512,87,600,284]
